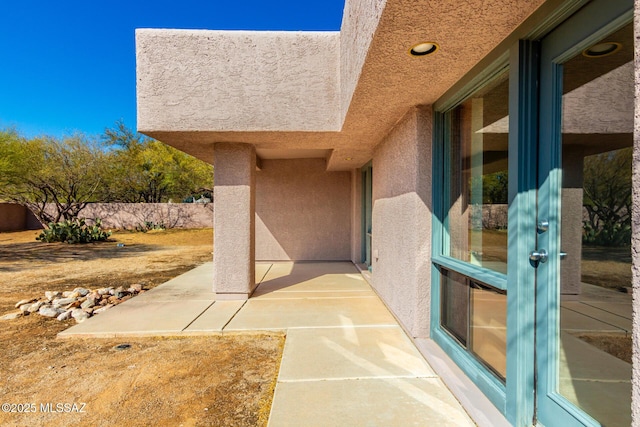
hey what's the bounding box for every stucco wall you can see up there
[256,158,351,260]
[80,203,213,230]
[2,203,213,231]
[632,2,640,424]
[371,106,432,338]
[340,0,387,121]
[136,29,340,133]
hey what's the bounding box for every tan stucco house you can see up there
[135,0,640,425]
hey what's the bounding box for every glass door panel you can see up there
[537,2,633,425]
[557,26,633,425]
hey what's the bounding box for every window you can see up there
[436,68,510,383]
[445,72,509,275]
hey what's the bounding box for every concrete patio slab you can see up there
[183,300,245,333]
[562,301,632,333]
[251,290,375,300]
[224,296,397,331]
[131,262,215,303]
[132,284,215,303]
[268,378,475,427]
[58,262,221,338]
[559,331,631,427]
[560,331,631,381]
[255,261,370,295]
[58,300,214,338]
[559,379,631,427]
[560,307,625,334]
[54,261,477,425]
[579,301,632,320]
[255,262,273,284]
[579,282,632,303]
[278,326,436,381]
[254,274,371,294]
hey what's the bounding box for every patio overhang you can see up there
[136,0,556,171]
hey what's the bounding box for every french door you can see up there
[535,1,633,425]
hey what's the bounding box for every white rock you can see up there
[39,306,61,318]
[56,310,73,321]
[71,308,90,323]
[15,298,36,308]
[128,284,143,293]
[73,288,90,297]
[28,301,45,313]
[44,291,62,301]
[80,299,95,309]
[62,291,80,299]
[97,288,113,296]
[52,297,77,308]
[19,304,32,313]
[93,304,114,314]
[1,312,23,321]
[64,300,81,310]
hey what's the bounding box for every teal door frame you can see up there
[536,1,633,425]
[431,45,539,425]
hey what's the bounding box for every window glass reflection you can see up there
[447,72,509,274]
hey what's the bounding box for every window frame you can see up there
[431,60,512,412]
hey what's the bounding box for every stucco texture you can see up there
[256,158,351,261]
[136,30,340,133]
[371,106,432,338]
[632,2,640,425]
[136,0,545,171]
[212,143,256,298]
[340,0,386,121]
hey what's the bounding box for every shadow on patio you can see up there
[58,261,475,426]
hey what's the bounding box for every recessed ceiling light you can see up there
[344,157,353,161]
[409,42,439,57]
[582,42,621,58]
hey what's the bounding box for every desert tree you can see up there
[102,121,213,203]
[0,130,108,225]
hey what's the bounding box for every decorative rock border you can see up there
[1,285,147,323]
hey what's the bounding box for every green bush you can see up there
[36,218,111,244]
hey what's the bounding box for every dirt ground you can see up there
[0,229,284,427]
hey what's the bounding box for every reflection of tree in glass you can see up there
[469,171,508,204]
[482,171,508,204]
[583,147,632,247]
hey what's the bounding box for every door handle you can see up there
[529,249,548,264]
[537,220,549,233]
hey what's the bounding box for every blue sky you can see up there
[0,0,345,139]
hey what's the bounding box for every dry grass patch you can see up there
[0,228,284,426]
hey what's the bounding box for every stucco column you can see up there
[213,143,256,299]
